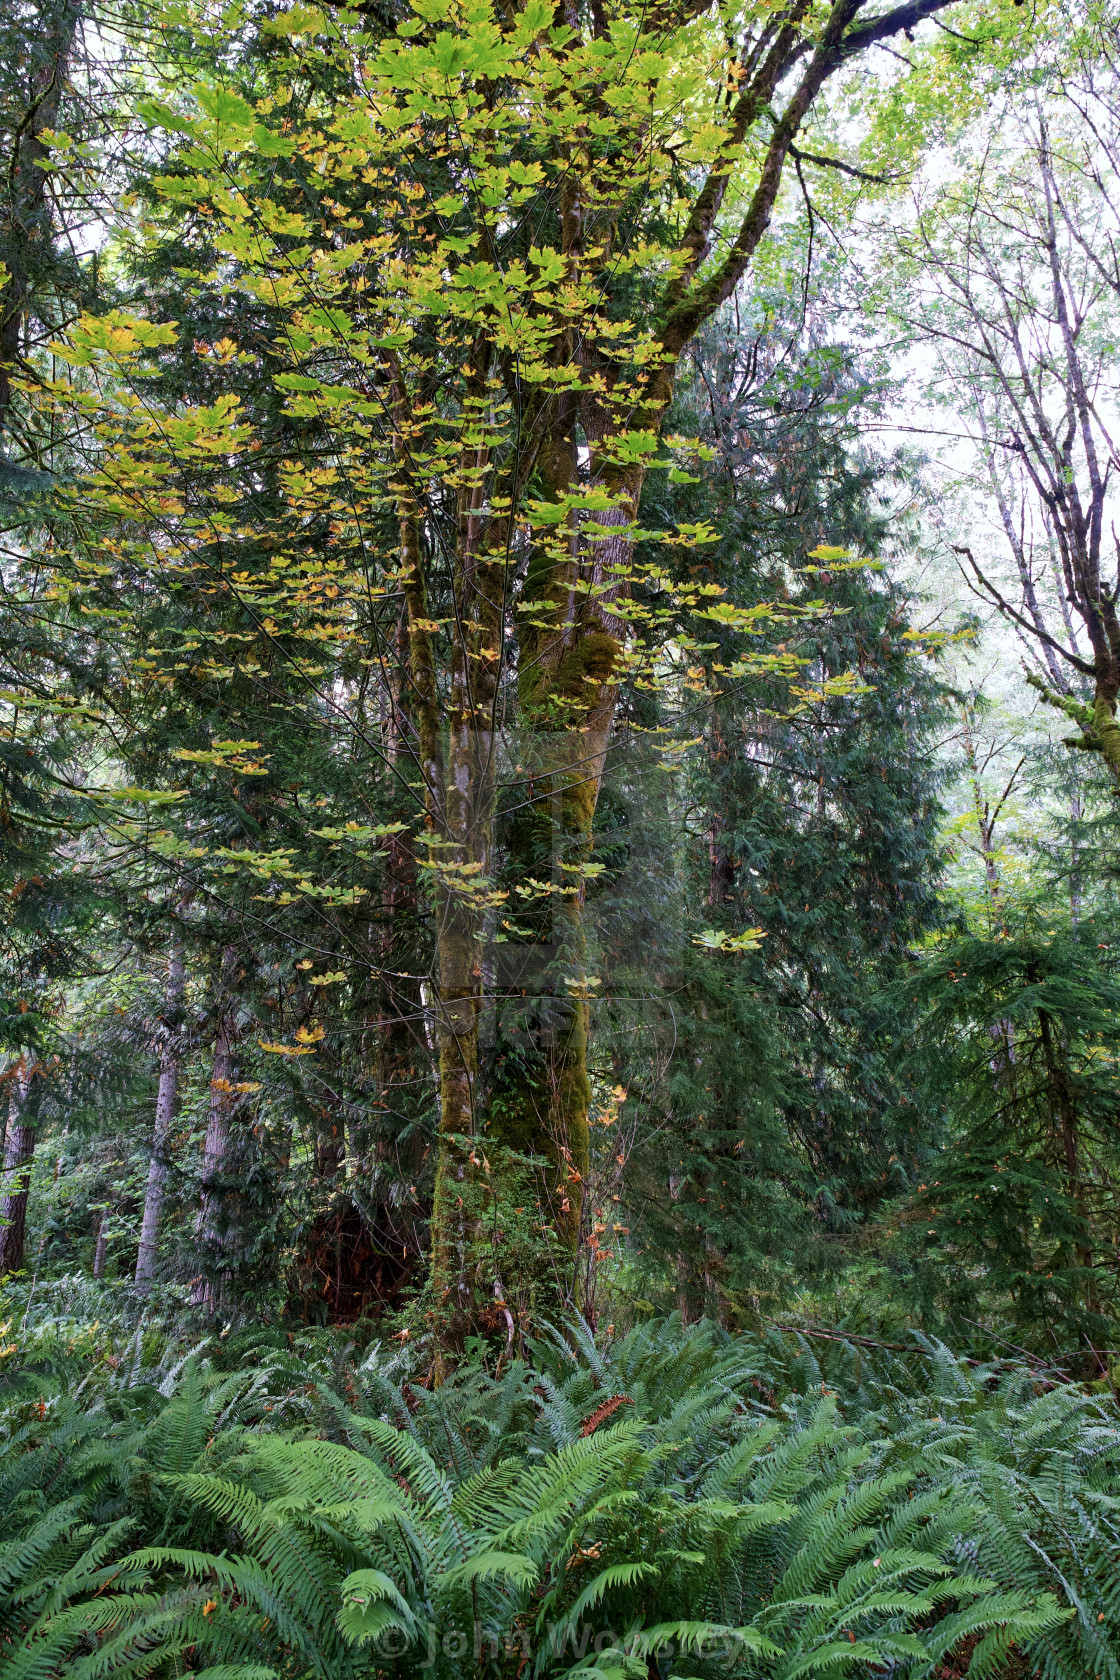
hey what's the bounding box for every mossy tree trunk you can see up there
[371,0,958,1338]
[393,355,509,1353]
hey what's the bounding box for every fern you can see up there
[0,1313,1115,1678]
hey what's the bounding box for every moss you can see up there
[556,630,619,702]
[492,628,617,1258]
[1093,693,1120,778]
[561,766,597,839]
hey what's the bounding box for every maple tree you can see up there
[27,0,969,1342]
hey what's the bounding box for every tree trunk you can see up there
[372,618,428,1260]
[135,925,187,1293]
[1070,785,1083,926]
[1037,1006,1094,1282]
[92,1205,109,1278]
[499,430,634,1253]
[0,1062,42,1277]
[426,473,506,1355]
[0,0,81,438]
[192,963,239,1311]
[415,0,944,1331]
[428,840,486,1346]
[388,360,480,1352]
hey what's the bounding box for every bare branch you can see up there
[950,545,1096,675]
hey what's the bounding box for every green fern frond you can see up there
[336,1565,416,1646]
[440,1549,539,1591]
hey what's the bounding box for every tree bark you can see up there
[397,349,507,1354]
[0,0,81,438]
[135,924,187,1293]
[426,598,504,1341]
[191,958,239,1311]
[374,611,428,1259]
[92,1205,109,1278]
[0,1062,42,1276]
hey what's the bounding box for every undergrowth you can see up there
[0,1311,1116,1679]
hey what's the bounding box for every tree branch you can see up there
[788,141,901,184]
[950,545,1096,675]
[657,0,959,367]
[840,0,962,57]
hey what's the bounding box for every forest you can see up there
[1,0,1119,1674]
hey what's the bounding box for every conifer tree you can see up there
[900,924,1120,1354]
[618,306,950,1316]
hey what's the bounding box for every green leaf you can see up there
[193,85,256,130]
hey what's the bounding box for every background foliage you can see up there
[1,0,1120,1672]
